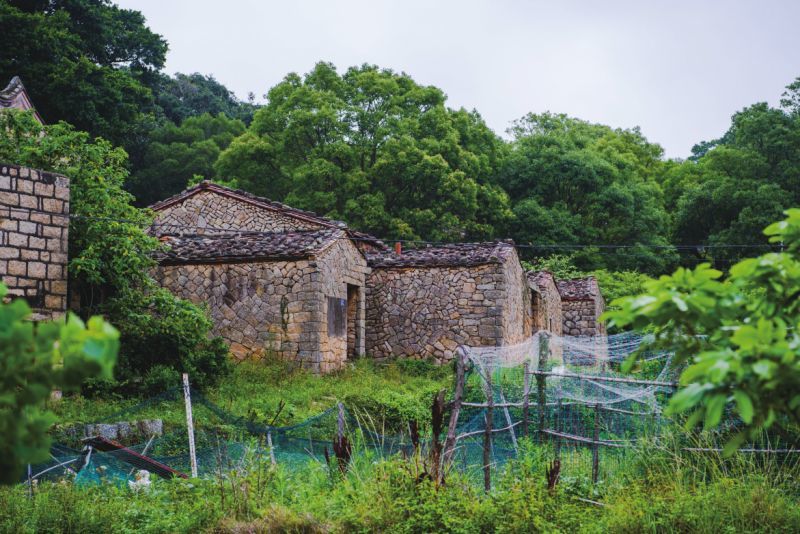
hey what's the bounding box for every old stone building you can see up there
[527,270,562,336]
[557,276,606,337]
[364,242,531,364]
[1,76,43,123]
[1,79,70,319]
[0,164,70,319]
[150,182,371,372]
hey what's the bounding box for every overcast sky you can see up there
[118,0,800,158]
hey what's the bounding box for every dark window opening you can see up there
[327,296,346,337]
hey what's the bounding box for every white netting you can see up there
[463,331,677,413]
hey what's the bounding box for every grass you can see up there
[50,357,452,434]
[7,358,800,533]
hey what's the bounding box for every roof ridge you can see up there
[149,181,346,229]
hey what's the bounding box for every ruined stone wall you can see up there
[528,273,563,336]
[0,163,69,318]
[366,263,517,364]
[562,298,605,337]
[154,190,324,234]
[152,260,323,365]
[500,250,530,344]
[315,238,368,371]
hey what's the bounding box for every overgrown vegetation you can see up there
[0,110,229,394]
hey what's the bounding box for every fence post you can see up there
[483,367,493,493]
[337,402,345,443]
[267,431,276,466]
[182,373,198,478]
[522,361,530,438]
[554,396,562,464]
[443,348,466,464]
[591,403,600,484]
[537,333,550,437]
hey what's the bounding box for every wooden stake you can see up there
[267,431,276,466]
[443,348,466,464]
[522,361,530,438]
[182,373,198,478]
[483,367,493,493]
[554,396,562,463]
[591,403,601,484]
[337,402,345,443]
[536,333,550,437]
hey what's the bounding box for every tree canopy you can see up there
[215,62,512,241]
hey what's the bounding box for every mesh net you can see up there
[26,331,793,487]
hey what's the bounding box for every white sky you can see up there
[118,0,800,158]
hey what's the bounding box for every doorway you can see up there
[346,284,361,359]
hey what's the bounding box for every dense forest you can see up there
[2,0,799,275]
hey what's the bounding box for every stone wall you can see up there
[152,260,319,362]
[562,298,606,337]
[152,238,367,374]
[500,251,530,344]
[154,190,324,234]
[528,272,563,336]
[314,237,368,370]
[0,163,69,318]
[365,257,528,364]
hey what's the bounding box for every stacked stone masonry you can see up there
[150,183,607,373]
[0,163,69,318]
[151,186,367,373]
[558,277,606,337]
[365,244,532,364]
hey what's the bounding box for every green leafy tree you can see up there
[216,62,512,241]
[606,209,800,451]
[0,0,167,148]
[0,110,229,392]
[154,72,257,125]
[128,112,246,205]
[0,284,119,484]
[500,113,677,273]
[668,77,800,265]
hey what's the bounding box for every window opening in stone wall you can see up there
[327,296,346,337]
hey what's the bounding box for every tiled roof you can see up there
[367,241,515,268]
[149,181,348,230]
[154,228,344,264]
[556,277,601,300]
[0,77,43,123]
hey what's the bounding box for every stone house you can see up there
[150,182,372,372]
[526,270,562,336]
[557,276,606,337]
[364,242,531,364]
[1,76,43,123]
[1,78,70,319]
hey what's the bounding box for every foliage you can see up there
[667,77,800,266]
[153,72,257,125]
[215,62,512,241]
[500,112,678,273]
[101,288,230,393]
[606,209,800,451]
[0,0,167,148]
[0,110,229,392]
[127,112,246,205]
[0,284,118,484]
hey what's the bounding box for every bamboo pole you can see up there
[267,431,276,466]
[182,373,198,478]
[443,348,466,464]
[554,396,562,463]
[527,370,678,388]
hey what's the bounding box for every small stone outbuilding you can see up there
[150,182,371,372]
[557,277,606,337]
[364,242,531,364]
[526,270,562,336]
